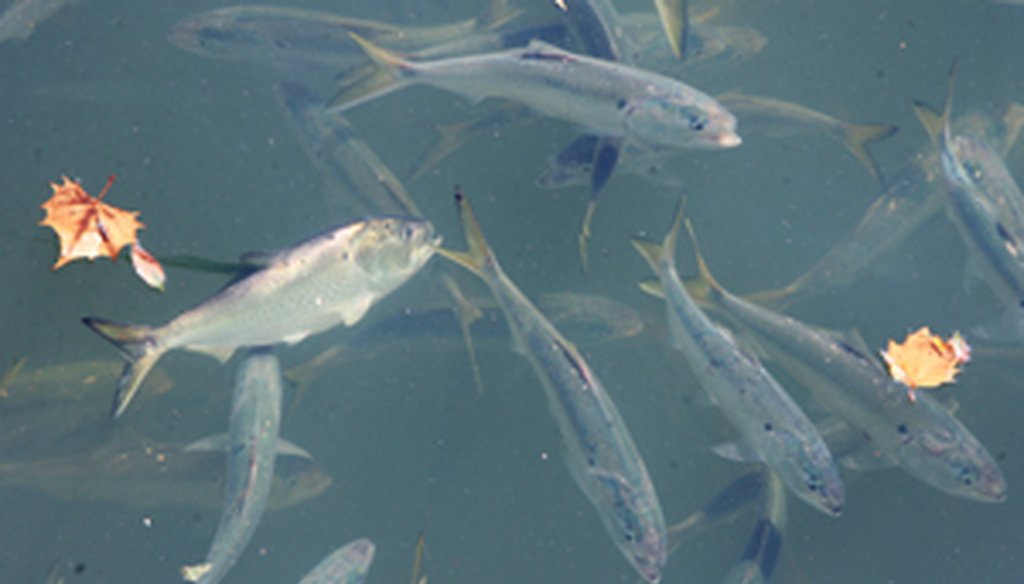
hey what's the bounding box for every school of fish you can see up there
[2,0,1022,583]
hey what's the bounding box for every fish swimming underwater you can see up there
[330,35,740,152]
[182,349,284,584]
[84,216,438,418]
[683,224,1007,503]
[633,203,845,517]
[438,193,667,583]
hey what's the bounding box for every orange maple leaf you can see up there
[881,327,971,401]
[39,175,144,270]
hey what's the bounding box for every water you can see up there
[0,0,1022,582]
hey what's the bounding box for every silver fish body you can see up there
[334,37,739,151]
[84,216,437,418]
[698,278,1007,503]
[441,197,666,583]
[182,349,284,584]
[633,214,845,518]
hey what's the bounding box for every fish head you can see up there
[587,469,666,583]
[351,217,439,279]
[776,431,846,516]
[624,94,741,150]
[896,402,1007,503]
[168,9,263,58]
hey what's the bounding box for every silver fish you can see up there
[633,204,844,517]
[331,35,740,151]
[295,538,375,584]
[439,194,667,583]
[181,349,283,584]
[914,63,1024,338]
[168,0,519,70]
[274,81,421,218]
[84,216,437,418]
[716,90,898,184]
[684,235,1008,503]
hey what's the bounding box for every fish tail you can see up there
[328,33,413,112]
[439,273,486,395]
[836,121,898,185]
[742,282,801,311]
[912,59,958,146]
[436,190,497,280]
[81,317,162,419]
[652,0,689,59]
[682,217,728,306]
[474,0,523,32]
[631,198,686,272]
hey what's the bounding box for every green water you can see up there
[1,0,1022,582]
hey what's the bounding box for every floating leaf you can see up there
[39,175,143,269]
[881,327,971,401]
[130,240,166,291]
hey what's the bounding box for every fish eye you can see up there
[959,468,977,486]
[688,115,707,132]
[403,226,416,239]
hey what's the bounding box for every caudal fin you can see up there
[435,190,498,280]
[836,121,898,185]
[652,0,689,59]
[81,317,161,419]
[631,198,685,274]
[328,33,414,112]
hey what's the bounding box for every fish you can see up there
[330,35,740,152]
[683,229,1008,503]
[83,215,438,418]
[0,431,329,510]
[274,79,490,394]
[0,358,176,456]
[438,193,667,583]
[747,101,1024,310]
[747,170,947,310]
[633,204,845,517]
[168,0,520,71]
[913,62,1024,339]
[274,81,422,218]
[295,538,375,584]
[182,349,284,584]
[716,90,898,184]
[0,0,76,43]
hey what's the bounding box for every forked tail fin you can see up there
[81,317,161,419]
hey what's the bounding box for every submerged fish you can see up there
[182,349,284,584]
[331,35,739,151]
[168,0,519,71]
[717,90,898,184]
[439,193,667,583]
[684,234,1007,503]
[274,81,421,218]
[83,216,438,418]
[0,432,329,510]
[633,205,844,517]
[296,538,375,584]
[914,63,1024,339]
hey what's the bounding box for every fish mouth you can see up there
[715,132,742,148]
